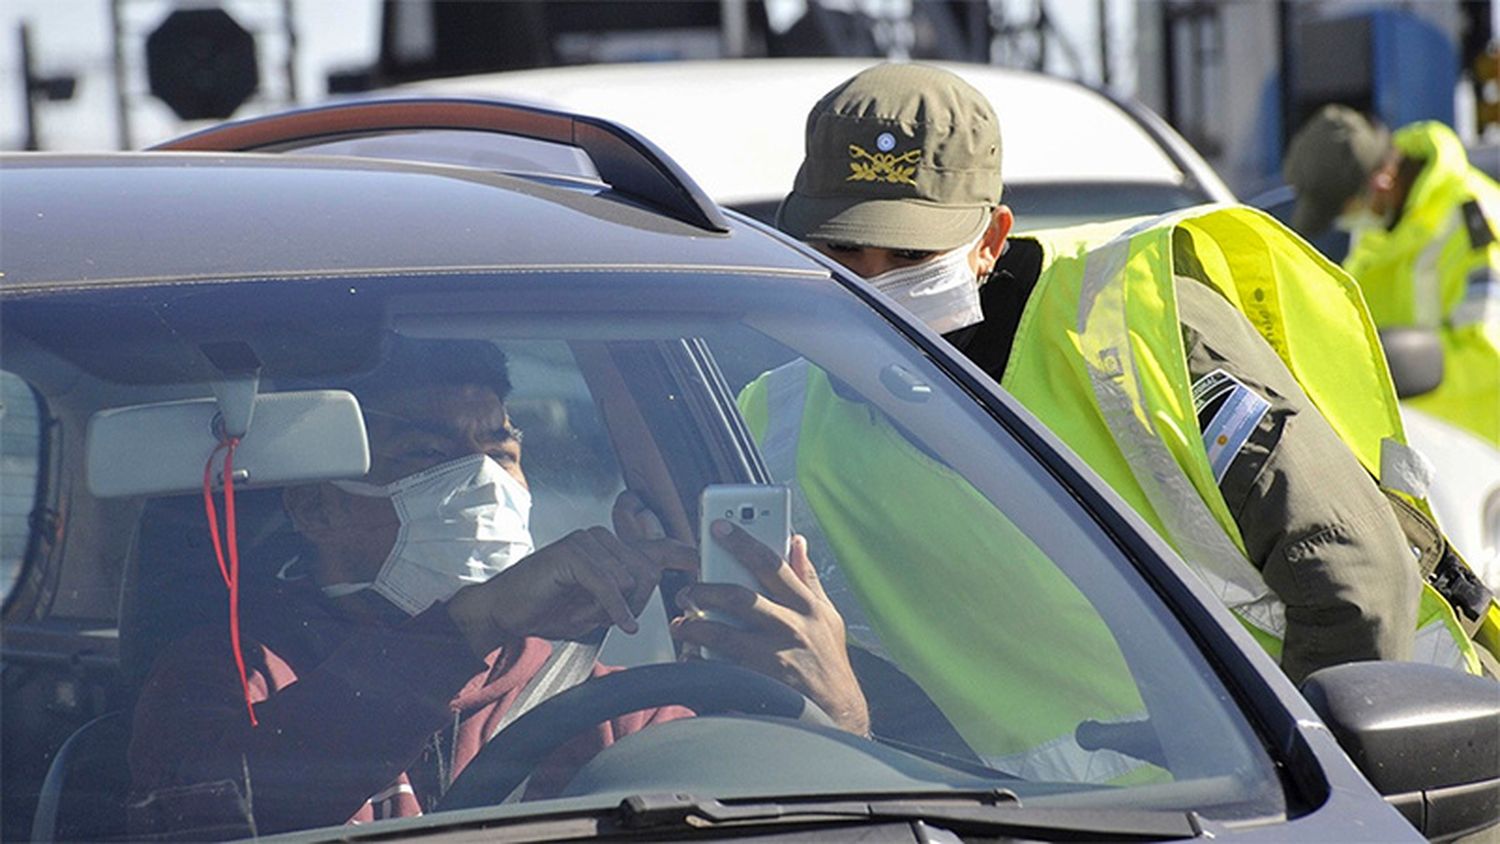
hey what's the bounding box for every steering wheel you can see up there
[437,660,835,810]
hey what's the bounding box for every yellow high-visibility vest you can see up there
[740,363,1161,784]
[1003,205,1495,674]
[742,205,1496,786]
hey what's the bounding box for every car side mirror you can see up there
[1300,662,1500,841]
[1379,328,1445,399]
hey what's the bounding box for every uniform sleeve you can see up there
[1175,279,1420,685]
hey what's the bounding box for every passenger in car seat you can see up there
[126,338,868,838]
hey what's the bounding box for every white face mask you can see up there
[863,232,986,334]
[323,453,535,616]
[1333,207,1387,235]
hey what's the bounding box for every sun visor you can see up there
[87,390,370,498]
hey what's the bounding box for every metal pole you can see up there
[720,0,748,57]
[282,0,299,103]
[977,0,993,63]
[1097,0,1110,88]
[109,0,132,150]
[1035,1,1049,72]
[20,23,40,151]
[1162,1,1178,128]
[1191,6,1205,148]
[1276,0,1293,152]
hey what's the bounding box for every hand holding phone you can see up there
[678,483,870,734]
[697,484,791,629]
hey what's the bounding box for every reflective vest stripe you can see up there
[1414,615,1470,671]
[761,359,810,484]
[758,359,832,562]
[1414,211,1461,330]
[1379,437,1436,500]
[1074,231,1286,639]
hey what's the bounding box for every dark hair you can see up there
[303,335,512,404]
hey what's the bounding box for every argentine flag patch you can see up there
[1192,368,1271,483]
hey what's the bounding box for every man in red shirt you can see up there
[128,339,867,838]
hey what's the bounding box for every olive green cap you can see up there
[1283,104,1391,236]
[776,63,1002,252]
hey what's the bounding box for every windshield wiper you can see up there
[614,791,1203,841]
[286,790,1203,843]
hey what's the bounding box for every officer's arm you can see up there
[1176,280,1420,684]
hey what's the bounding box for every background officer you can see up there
[1284,105,1500,447]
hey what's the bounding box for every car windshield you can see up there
[2,268,1284,840]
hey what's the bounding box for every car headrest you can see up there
[116,489,305,695]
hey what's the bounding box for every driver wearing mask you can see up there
[127,339,869,838]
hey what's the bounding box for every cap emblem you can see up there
[847,143,919,186]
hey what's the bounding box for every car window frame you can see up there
[1,370,57,621]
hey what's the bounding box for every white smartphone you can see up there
[698,484,791,628]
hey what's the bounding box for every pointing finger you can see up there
[574,559,638,634]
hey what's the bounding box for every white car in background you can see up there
[385,58,1236,229]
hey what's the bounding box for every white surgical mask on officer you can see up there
[322,453,534,616]
[1333,189,1396,235]
[862,231,986,334]
[1333,206,1387,235]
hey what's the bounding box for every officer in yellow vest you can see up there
[743,65,1496,768]
[1284,106,1500,447]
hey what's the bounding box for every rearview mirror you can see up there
[1379,328,1445,399]
[1301,661,1500,841]
[87,390,370,498]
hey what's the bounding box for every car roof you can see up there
[0,151,828,292]
[392,58,1215,203]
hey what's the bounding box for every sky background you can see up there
[0,0,382,149]
[0,0,1126,151]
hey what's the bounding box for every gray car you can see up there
[1,98,1495,844]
